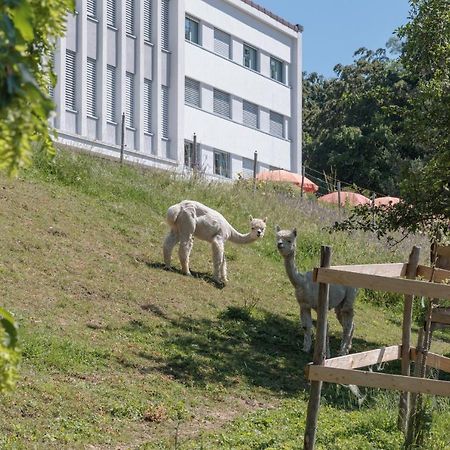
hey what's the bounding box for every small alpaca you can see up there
[275,226,357,356]
[163,200,267,284]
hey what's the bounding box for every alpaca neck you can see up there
[283,252,305,288]
[229,227,256,245]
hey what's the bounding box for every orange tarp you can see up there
[256,169,319,193]
[318,191,371,207]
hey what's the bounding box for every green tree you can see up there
[0,0,74,175]
[0,0,73,390]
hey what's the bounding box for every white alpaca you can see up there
[275,226,357,356]
[163,200,267,284]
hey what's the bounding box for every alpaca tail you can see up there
[166,203,182,229]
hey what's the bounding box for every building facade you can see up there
[52,0,303,179]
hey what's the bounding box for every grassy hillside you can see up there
[0,148,448,449]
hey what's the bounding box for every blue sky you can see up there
[254,0,411,77]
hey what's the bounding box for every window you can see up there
[143,0,152,41]
[162,85,169,138]
[214,28,231,59]
[270,111,284,138]
[107,0,116,27]
[161,0,169,50]
[143,79,152,133]
[185,78,200,107]
[214,150,230,178]
[213,89,231,118]
[184,140,199,168]
[243,100,258,129]
[270,57,284,83]
[242,157,255,178]
[185,16,199,44]
[86,58,97,117]
[126,0,135,35]
[87,0,96,17]
[125,72,135,128]
[106,65,116,122]
[243,44,258,71]
[65,50,76,111]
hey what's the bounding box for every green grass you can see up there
[0,146,448,449]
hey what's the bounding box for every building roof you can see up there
[240,0,303,32]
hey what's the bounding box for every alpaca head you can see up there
[249,216,267,239]
[275,225,297,257]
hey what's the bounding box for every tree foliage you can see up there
[0,0,73,175]
[0,307,19,392]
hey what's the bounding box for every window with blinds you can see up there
[161,0,169,50]
[106,65,116,122]
[243,100,258,129]
[126,0,135,35]
[214,28,231,59]
[126,72,135,128]
[214,150,230,178]
[143,0,152,42]
[185,16,199,44]
[213,89,231,118]
[270,57,284,83]
[270,111,284,138]
[65,50,76,111]
[86,58,97,117]
[143,79,152,133]
[48,52,55,99]
[87,0,96,17]
[185,78,200,107]
[107,0,116,27]
[162,85,169,138]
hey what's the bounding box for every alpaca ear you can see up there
[292,228,297,237]
[275,225,280,232]
[264,217,267,223]
[249,215,253,221]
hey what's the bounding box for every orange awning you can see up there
[374,196,400,206]
[318,191,371,207]
[256,169,319,193]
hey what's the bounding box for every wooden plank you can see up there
[437,246,450,258]
[315,268,450,300]
[325,263,407,277]
[410,349,450,374]
[324,346,401,369]
[416,265,450,284]
[431,310,450,326]
[306,366,450,397]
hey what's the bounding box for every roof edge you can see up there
[240,0,303,33]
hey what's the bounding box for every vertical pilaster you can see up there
[290,29,302,174]
[117,0,127,145]
[152,0,162,157]
[98,0,108,141]
[54,35,66,131]
[76,0,87,136]
[136,0,145,151]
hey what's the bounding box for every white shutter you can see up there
[270,111,284,138]
[214,28,231,59]
[107,0,116,27]
[126,0,134,35]
[65,50,76,111]
[185,78,200,107]
[144,79,152,133]
[161,0,169,50]
[106,65,116,122]
[86,58,96,117]
[87,0,96,17]
[143,0,152,42]
[126,72,135,128]
[213,89,231,118]
[162,85,169,138]
[48,51,55,98]
[243,100,258,128]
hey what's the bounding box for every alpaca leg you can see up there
[336,307,354,355]
[163,230,179,269]
[300,306,313,353]
[179,236,194,276]
[221,254,228,283]
[211,238,225,283]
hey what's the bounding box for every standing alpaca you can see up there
[163,200,267,284]
[275,226,357,356]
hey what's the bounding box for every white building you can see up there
[52,0,303,179]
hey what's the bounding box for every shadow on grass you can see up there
[126,305,387,397]
[134,256,225,289]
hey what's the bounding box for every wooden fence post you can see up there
[304,246,332,450]
[398,246,421,432]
